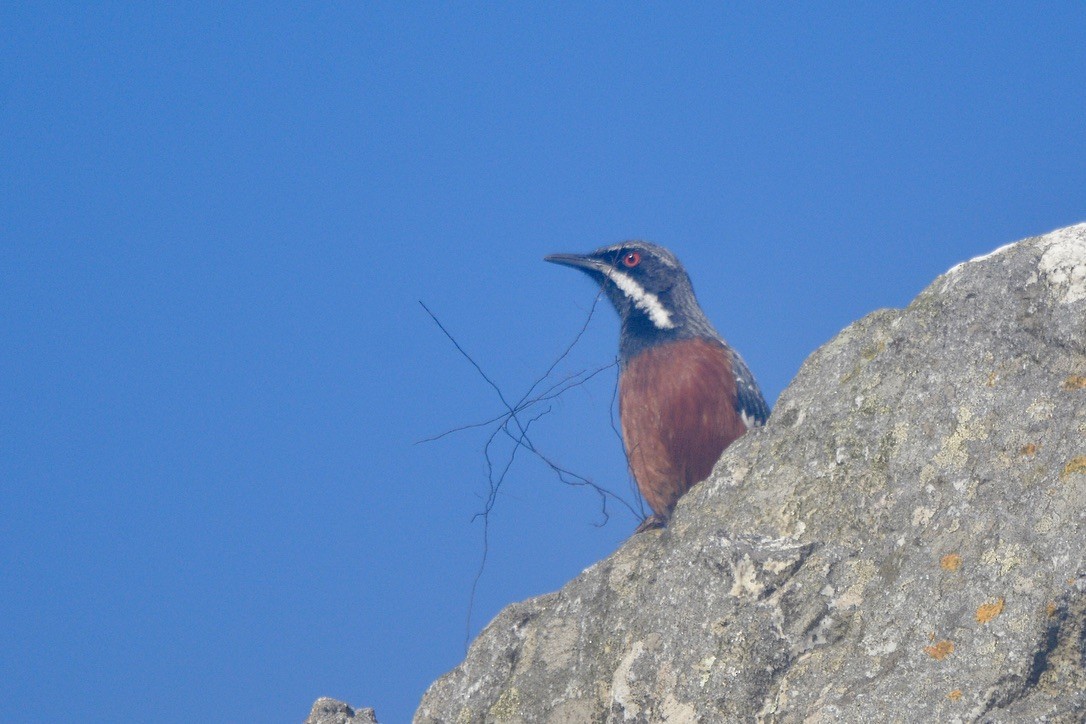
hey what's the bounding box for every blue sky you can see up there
[2,3,1084,722]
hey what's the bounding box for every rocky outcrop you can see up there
[309,224,1086,722]
[304,697,378,724]
[412,224,1086,722]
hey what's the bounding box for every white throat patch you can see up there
[604,268,675,329]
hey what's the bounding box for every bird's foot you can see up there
[634,513,668,534]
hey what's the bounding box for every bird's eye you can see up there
[622,251,641,268]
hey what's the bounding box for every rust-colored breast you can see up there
[619,337,748,519]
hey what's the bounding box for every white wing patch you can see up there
[604,268,676,329]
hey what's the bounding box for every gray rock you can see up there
[413,223,1086,723]
[304,697,378,724]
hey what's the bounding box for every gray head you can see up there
[545,241,721,364]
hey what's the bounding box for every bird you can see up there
[545,241,769,532]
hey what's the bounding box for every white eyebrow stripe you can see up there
[603,267,675,329]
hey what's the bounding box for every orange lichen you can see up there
[1060,457,1086,480]
[947,689,963,701]
[940,553,962,571]
[1063,374,1086,390]
[976,597,1005,624]
[925,640,955,660]
[1019,443,1039,457]
[1046,601,1058,618]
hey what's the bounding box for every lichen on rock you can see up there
[311,223,1086,723]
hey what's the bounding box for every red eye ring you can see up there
[622,251,641,268]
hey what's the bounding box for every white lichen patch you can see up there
[864,638,898,657]
[832,586,865,610]
[763,557,796,575]
[831,560,876,610]
[981,542,1027,577]
[1034,512,1059,535]
[696,655,717,687]
[921,406,988,485]
[729,555,765,598]
[486,687,522,720]
[912,506,935,527]
[610,641,648,717]
[892,420,910,449]
[1037,223,1086,303]
[661,694,698,722]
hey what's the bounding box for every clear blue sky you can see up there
[2,4,1084,722]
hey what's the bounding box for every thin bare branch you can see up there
[419,295,642,647]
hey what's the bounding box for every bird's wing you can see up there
[730,349,770,428]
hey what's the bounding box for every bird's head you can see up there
[545,241,720,361]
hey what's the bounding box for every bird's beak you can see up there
[544,253,603,272]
